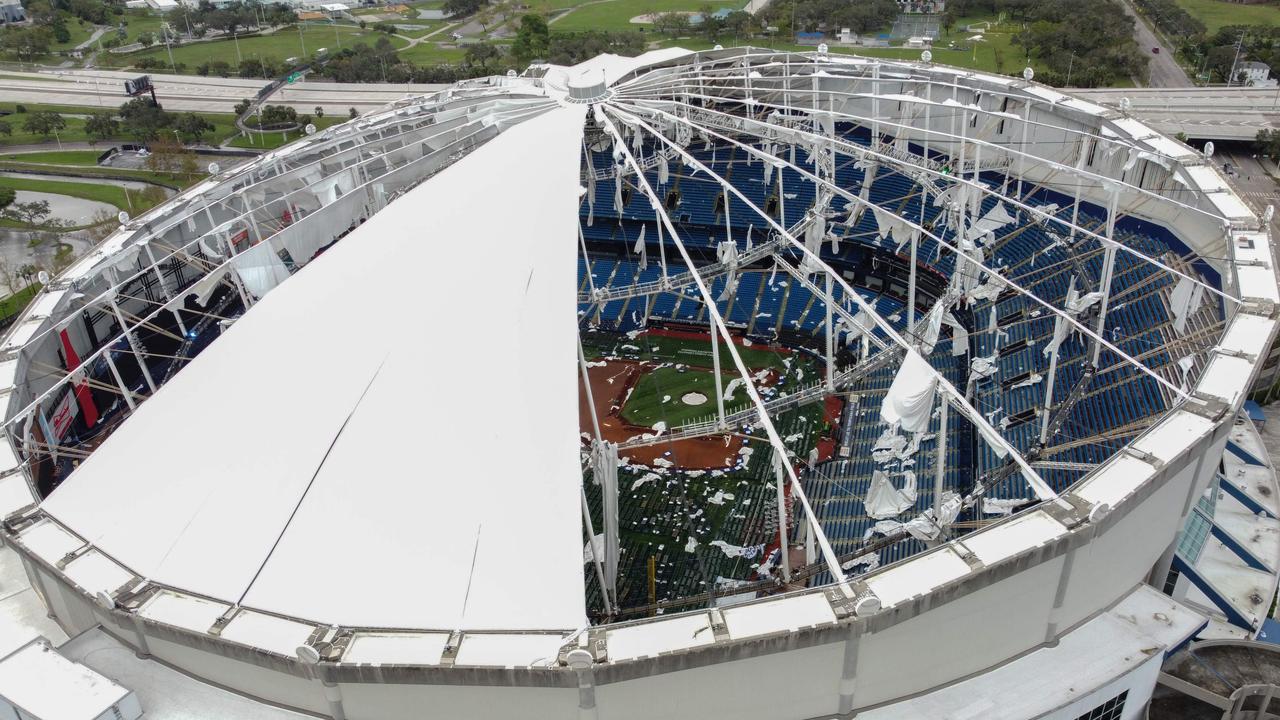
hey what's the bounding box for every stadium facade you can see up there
[0,48,1276,720]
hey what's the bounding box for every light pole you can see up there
[298,23,306,56]
[1065,51,1075,86]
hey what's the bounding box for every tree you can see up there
[119,98,172,141]
[443,0,486,17]
[463,42,503,71]
[349,107,358,119]
[174,112,215,141]
[234,98,253,115]
[2,200,52,226]
[22,112,66,138]
[84,111,119,144]
[0,121,10,137]
[0,187,14,215]
[145,136,188,175]
[512,13,549,63]
[138,31,155,47]
[652,12,690,38]
[314,106,325,118]
[1256,129,1280,163]
[0,26,53,61]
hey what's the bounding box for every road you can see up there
[1119,0,1191,88]
[1071,86,1279,140]
[0,69,445,115]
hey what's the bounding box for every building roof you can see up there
[40,104,591,632]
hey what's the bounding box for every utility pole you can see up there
[1227,30,1245,87]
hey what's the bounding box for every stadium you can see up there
[0,47,1276,720]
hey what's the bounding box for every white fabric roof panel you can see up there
[42,104,589,632]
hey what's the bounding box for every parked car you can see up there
[1152,47,1160,53]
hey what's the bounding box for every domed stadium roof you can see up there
[0,48,1272,708]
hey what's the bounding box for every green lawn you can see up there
[0,161,204,188]
[0,284,42,324]
[117,12,173,44]
[0,175,139,211]
[651,24,1044,80]
[0,110,240,148]
[0,150,104,166]
[620,365,748,426]
[226,114,345,149]
[1172,0,1280,33]
[552,0,745,33]
[49,19,100,53]
[395,41,468,63]
[102,23,407,71]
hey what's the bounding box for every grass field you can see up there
[0,150,104,166]
[620,365,747,426]
[552,0,744,32]
[1172,0,1280,33]
[0,284,42,323]
[590,332,792,372]
[652,22,1042,78]
[225,114,345,149]
[395,41,469,64]
[0,114,239,148]
[101,23,407,70]
[0,175,139,211]
[48,20,100,53]
[0,161,202,188]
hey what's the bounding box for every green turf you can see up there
[50,20,99,53]
[0,104,242,148]
[225,114,344,149]
[619,365,750,426]
[0,150,104,166]
[551,0,744,33]
[0,284,42,323]
[0,175,139,211]
[101,23,407,70]
[395,40,468,63]
[0,161,203,188]
[1171,0,1280,33]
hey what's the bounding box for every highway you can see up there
[1,68,1276,142]
[0,69,444,115]
[1072,86,1280,141]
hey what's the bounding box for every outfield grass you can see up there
[552,0,745,33]
[1172,0,1280,33]
[590,332,792,371]
[0,150,104,166]
[101,23,407,70]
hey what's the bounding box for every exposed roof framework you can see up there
[0,49,1263,676]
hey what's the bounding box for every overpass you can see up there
[1071,86,1279,141]
[2,69,1277,141]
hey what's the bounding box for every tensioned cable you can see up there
[617,99,1194,404]
[597,107,858,595]
[621,97,1236,308]
[610,51,1197,165]
[603,102,1059,504]
[618,82,1222,227]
